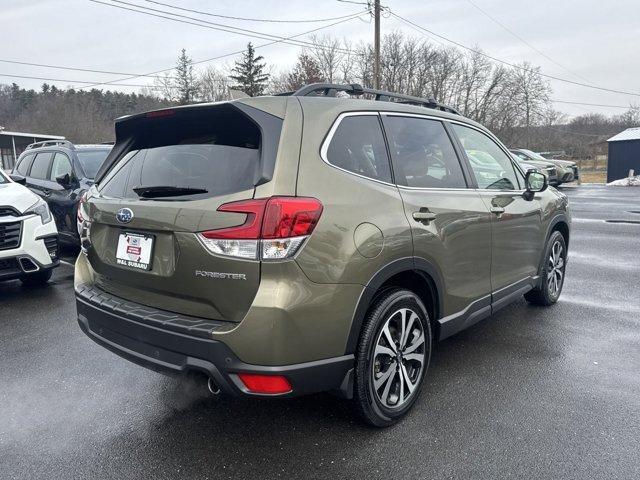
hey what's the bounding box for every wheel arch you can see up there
[344,257,444,354]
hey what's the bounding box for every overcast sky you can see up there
[2,0,639,117]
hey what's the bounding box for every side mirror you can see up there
[9,174,27,185]
[523,169,547,201]
[55,173,71,187]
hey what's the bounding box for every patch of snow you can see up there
[607,175,640,186]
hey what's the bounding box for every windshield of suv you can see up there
[520,149,547,161]
[77,149,111,179]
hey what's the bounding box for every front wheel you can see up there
[354,289,432,427]
[525,230,567,306]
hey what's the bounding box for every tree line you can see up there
[1,32,638,157]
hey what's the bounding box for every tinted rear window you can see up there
[77,149,110,179]
[384,116,467,188]
[325,115,392,183]
[100,105,263,199]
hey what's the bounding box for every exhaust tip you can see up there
[19,257,39,273]
[207,377,221,395]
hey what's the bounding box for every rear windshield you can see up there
[99,105,262,200]
[77,149,111,179]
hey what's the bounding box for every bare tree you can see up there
[199,66,231,102]
[308,35,344,83]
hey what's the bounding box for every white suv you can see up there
[0,170,59,285]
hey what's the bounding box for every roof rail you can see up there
[25,139,75,150]
[289,83,461,115]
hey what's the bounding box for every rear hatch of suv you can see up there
[84,102,285,322]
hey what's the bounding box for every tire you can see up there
[20,269,53,287]
[525,230,567,306]
[354,288,432,427]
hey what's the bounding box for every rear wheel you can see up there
[354,289,432,427]
[525,230,567,306]
[20,269,53,287]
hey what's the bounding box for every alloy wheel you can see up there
[371,308,426,410]
[547,240,565,297]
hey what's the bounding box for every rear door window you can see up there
[384,116,467,188]
[324,114,392,183]
[29,152,53,180]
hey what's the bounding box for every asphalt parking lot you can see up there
[1,184,639,480]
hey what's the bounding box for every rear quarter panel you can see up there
[294,99,413,286]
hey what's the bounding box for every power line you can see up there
[143,0,363,23]
[389,10,640,98]
[551,99,632,109]
[0,72,153,87]
[464,0,592,84]
[90,0,361,55]
[78,9,366,90]
[0,58,173,80]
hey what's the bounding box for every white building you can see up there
[0,128,65,170]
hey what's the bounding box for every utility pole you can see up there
[373,0,380,89]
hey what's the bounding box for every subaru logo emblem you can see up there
[116,208,134,224]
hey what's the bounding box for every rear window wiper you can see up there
[133,185,208,198]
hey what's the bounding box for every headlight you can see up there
[26,198,52,224]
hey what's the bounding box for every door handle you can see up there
[412,210,437,224]
[490,206,505,216]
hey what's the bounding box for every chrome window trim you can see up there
[319,109,528,194]
[397,185,474,193]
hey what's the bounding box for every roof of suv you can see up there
[23,140,111,153]
[115,92,485,135]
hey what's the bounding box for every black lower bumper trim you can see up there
[0,254,58,281]
[76,292,354,398]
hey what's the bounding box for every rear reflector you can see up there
[237,373,292,395]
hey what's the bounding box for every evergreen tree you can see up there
[229,43,269,97]
[175,48,200,105]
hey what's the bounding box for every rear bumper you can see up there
[75,284,354,398]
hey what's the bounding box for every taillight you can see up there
[198,197,323,261]
[237,373,292,395]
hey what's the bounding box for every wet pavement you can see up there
[1,184,639,479]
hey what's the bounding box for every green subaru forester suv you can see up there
[75,84,570,426]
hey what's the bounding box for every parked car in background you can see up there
[510,154,559,186]
[510,149,579,184]
[1,169,58,285]
[75,83,571,427]
[12,141,112,245]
